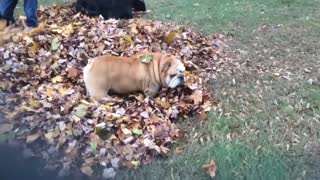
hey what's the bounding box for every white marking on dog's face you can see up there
[166,61,186,88]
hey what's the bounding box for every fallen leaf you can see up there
[26,133,40,143]
[90,142,97,155]
[163,31,176,44]
[190,90,203,105]
[155,99,171,109]
[131,160,140,168]
[139,54,154,63]
[203,160,218,178]
[62,24,74,37]
[67,68,78,78]
[51,75,63,83]
[175,146,183,154]
[73,104,89,118]
[0,123,14,134]
[30,41,39,54]
[44,130,55,144]
[51,36,60,51]
[132,129,143,135]
[81,165,93,176]
[122,34,132,42]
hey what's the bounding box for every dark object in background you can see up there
[75,0,146,20]
[133,0,146,11]
[0,143,87,180]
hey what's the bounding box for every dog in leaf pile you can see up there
[83,51,186,101]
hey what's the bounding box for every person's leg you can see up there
[24,0,38,27]
[0,0,19,25]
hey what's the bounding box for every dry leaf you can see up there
[26,133,41,143]
[81,166,93,176]
[30,41,39,54]
[0,123,14,134]
[67,68,78,78]
[203,160,218,178]
[164,31,176,44]
[51,75,63,83]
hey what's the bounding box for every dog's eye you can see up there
[170,74,176,78]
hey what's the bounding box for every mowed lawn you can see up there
[8,0,320,179]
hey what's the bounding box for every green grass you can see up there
[145,0,320,36]
[7,0,320,179]
[116,142,289,180]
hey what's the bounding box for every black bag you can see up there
[75,0,146,19]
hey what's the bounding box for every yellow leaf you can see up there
[33,64,41,74]
[30,41,39,54]
[29,99,41,108]
[122,34,132,42]
[5,111,19,120]
[58,87,68,95]
[164,31,177,44]
[80,99,91,105]
[44,131,55,144]
[20,105,34,112]
[103,104,113,111]
[46,87,54,97]
[62,24,74,37]
[130,25,139,34]
[51,75,63,83]
[29,25,45,36]
[26,133,40,143]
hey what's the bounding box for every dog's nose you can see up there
[178,76,185,83]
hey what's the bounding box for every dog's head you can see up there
[160,54,185,88]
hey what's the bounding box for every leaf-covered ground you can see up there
[0,4,228,179]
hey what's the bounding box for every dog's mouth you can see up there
[167,74,185,88]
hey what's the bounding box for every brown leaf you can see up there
[67,68,78,78]
[30,41,39,54]
[81,165,93,176]
[175,146,183,154]
[203,160,218,178]
[155,99,171,109]
[190,90,203,105]
[163,31,177,44]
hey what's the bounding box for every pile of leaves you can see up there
[0,4,227,179]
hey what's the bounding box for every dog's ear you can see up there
[161,61,171,73]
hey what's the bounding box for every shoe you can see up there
[0,14,16,26]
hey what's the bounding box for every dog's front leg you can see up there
[144,84,160,98]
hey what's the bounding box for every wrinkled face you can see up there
[160,55,186,88]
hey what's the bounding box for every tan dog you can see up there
[83,51,185,101]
